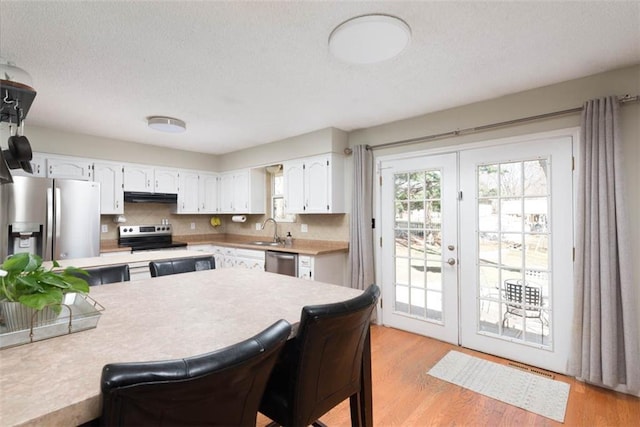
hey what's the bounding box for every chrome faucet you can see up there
[261,217,280,243]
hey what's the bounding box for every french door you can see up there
[378,133,575,373]
[458,137,574,372]
[380,153,459,344]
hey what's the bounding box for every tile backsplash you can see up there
[100,203,349,242]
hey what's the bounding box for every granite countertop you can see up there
[100,234,349,256]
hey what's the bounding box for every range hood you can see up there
[124,191,177,204]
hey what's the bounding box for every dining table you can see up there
[0,268,367,427]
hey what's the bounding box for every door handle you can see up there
[447,258,456,266]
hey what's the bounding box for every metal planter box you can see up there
[0,293,104,349]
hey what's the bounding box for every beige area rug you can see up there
[427,350,570,422]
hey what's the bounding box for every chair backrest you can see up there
[149,256,215,277]
[289,284,380,426]
[77,264,130,286]
[100,319,291,427]
[505,280,541,306]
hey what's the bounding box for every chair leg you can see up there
[350,393,363,427]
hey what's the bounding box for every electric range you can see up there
[118,224,188,252]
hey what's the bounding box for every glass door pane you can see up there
[393,170,443,322]
[477,159,551,346]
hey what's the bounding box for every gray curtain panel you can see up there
[569,96,640,393]
[349,145,375,290]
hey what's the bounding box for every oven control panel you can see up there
[119,225,172,237]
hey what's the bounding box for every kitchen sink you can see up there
[248,241,283,247]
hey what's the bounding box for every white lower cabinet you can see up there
[100,251,130,257]
[234,248,266,270]
[187,244,223,268]
[128,261,151,281]
[188,244,265,270]
[297,253,346,286]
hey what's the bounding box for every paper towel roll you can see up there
[231,215,247,223]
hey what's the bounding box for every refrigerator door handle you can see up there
[45,187,54,261]
[54,187,64,259]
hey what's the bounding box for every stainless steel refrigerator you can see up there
[0,176,101,261]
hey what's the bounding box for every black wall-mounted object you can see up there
[123,191,178,203]
[1,79,37,124]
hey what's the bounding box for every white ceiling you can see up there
[1,1,638,155]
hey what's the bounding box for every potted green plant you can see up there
[0,252,90,332]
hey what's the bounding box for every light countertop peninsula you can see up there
[0,269,362,426]
[47,249,211,270]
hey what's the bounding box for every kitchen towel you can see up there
[231,215,246,223]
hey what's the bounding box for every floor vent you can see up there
[507,361,555,379]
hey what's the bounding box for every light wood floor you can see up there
[257,325,639,426]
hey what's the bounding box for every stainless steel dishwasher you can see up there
[265,250,298,277]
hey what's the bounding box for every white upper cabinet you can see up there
[10,153,46,177]
[218,168,265,214]
[199,172,219,213]
[283,153,344,214]
[283,159,305,213]
[154,168,180,194]
[175,171,219,214]
[218,172,235,213]
[47,156,93,180]
[176,170,200,214]
[123,165,179,193]
[123,165,154,192]
[93,161,124,214]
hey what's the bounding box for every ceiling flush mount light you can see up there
[328,14,411,64]
[147,116,186,133]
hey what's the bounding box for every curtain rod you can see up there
[343,94,638,154]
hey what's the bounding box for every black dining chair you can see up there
[149,255,215,277]
[74,264,130,286]
[99,319,291,427]
[259,284,380,427]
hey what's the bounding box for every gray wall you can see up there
[216,127,348,171]
[2,65,637,278]
[5,125,219,171]
[348,64,639,322]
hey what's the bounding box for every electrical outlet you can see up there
[256,223,262,230]
[101,224,108,233]
[190,222,196,230]
[301,224,308,233]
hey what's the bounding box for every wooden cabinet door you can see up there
[219,172,235,213]
[11,153,46,177]
[199,173,219,213]
[178,171,199,213]
[47,157,93,180]
[93,162,124,214]
[233,171,249,212]
[304,155,329,213]
[154,168,179,193]
[283,160,305,213]
[123,165,153,191]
